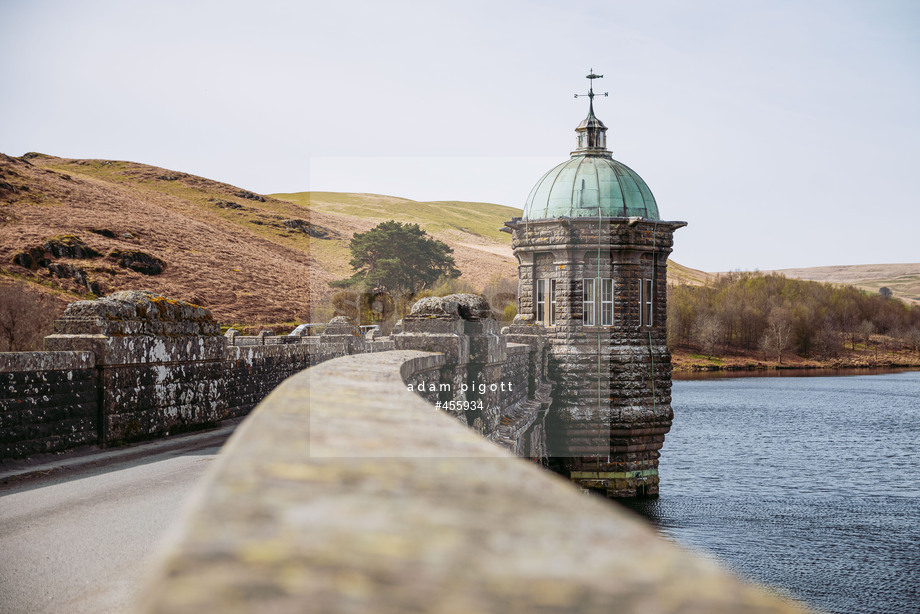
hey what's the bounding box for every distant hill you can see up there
[270,191,521,305]
[667,260,713,286]
[763,264,920,304]
[1,153,315,324]
[273,191,712,290]
[0,153,520,324]
[4,152,911,330]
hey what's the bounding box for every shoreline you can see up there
[671,347,920,376]
[673,365,920,380]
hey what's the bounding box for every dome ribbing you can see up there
[522,155,659,221]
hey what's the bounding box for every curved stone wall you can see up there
[507,217,682,497]
[138,350,804,613]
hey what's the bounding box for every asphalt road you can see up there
[0,439,226,614]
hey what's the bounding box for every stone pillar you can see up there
[319,316,365,354]
[393,294,509,436]
[456,295,506,435]
[504,314,549,400]
[393,296,470,423]
[44,290,226,446]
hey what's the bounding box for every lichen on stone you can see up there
[55,290,218,336]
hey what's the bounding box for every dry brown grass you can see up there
[1,153,313,325]
[0,153,521,325]
[764,264,920,304]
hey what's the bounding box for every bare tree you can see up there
[0,282,66,351]
[760,306,793,364]
[814,319,842,360]
[695,313,723,358]
[902,327,920,355]
[859,319,875,355]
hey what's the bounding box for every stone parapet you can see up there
[395,295,545,446]
[52,290,218,337]
[0,351,98,459]
[1,291,410,461]
[137,350,805,614]
[0,350,95,372]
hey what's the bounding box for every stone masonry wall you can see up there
[0,292,545,463]
[0,351,98,459]
[136,349,806,614]
[0,296,378,461]
[394,294,551,459]
[508,217,683,496]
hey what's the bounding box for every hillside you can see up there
[4,151,912,339]
[271,191,520,303]
[667,260,713,286]
[764,264,920,304]
[0,153,316,324]
[0,153,520,326]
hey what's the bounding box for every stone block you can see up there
[51,290,219,337]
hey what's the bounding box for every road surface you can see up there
[0,438,226,613]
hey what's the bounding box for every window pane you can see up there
[536,279,545,323]
[601,278,613,326]
[583,278,595,326]
[549,279,557,326]
[641,278,653,327]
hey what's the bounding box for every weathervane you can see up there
[574,69,608,114]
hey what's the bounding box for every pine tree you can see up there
[330,221,460,296]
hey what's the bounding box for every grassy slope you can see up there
[667,260,713,286]
[273,191,518,243]
[0,153,316,325]
[4,151,914,335]
[271,191,521,299]
[0,154,520,325]
[765,264,920,304]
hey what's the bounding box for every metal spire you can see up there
[574,69,608,115]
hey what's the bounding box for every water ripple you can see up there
[622,371,920,614]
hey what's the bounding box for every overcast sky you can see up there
[1,0,918,271]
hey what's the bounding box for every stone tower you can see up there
[504,72,686,498]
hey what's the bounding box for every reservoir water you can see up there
[623,370,920,614]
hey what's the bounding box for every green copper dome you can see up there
[523,155,659,221]
[523,91,660,221]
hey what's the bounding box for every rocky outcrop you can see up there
[108,250,165,275]
[42,235,100,259]
[11,234,100,269]
[282,218,329,238]
[11,246,50,270]
[234,190,265,202]
[212,199,244,210]
[47,263,102,295]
